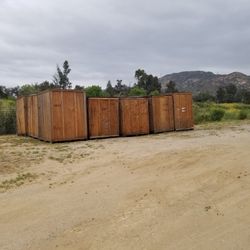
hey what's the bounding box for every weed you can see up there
[0,173,37,191]
[238,110,248,120]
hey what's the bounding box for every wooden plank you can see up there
[173,93,194,131]
[149,95,175,133]
[120,98,149,136]
[16,97,27,136]
[49,90,88,142]
[38,91,52,141]
[27,95,39,138]
[88,98,119,139]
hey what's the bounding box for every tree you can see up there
[224,84,237,102]
[193,92,215,102]
[74,85,84,91]
[242,90,250,104]
[7,86,20,98]
[134,69,161,95]
[105,81,115,97]
[149,90,160,96]
[0,86,8,98]
[135,69,147,89]
[128,86,146,96]
[216,87,226,103]
[85,85,104,97]
[114,80,130,96]
[18,84,39,96]
[53,60,72,89]
[165,81,178,93]
[38,81,55,91]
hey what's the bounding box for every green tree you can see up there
[128,86,146,96]
[85,85,104,97]
[149,90,160,96]
[0,86,8,98]
[242,90,250,104]
[74,85,84,91]
[216,87,226,103]
[134,69,161,95]
[38,81,55,91]
[18,84,38,96]
[53,60,72,89]
[114,80,130,96]
[135,69,147,89]
[165,81,178,93]
[193,92,215,102]
[105,81,115,97]
[224,84,237,102]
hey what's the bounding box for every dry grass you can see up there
[0,172,38,191]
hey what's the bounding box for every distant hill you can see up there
[160,71,250,95]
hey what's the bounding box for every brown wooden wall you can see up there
[88,98,119,139]
[149,95,175,133]
[27,95,39,138]
[16,97,27,136]
[38,91,52,141]
[37,90,88,142]
[173,93,193,130]
[120,97,149,136]
[17,91,194,141]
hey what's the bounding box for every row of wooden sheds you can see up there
[16,89,193,142]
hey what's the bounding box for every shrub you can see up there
[149,90,160,96]
[0,99,16,135]
[194,112,210,124]
[128,86,146,96]
[238,110,247,120]
[210,108,225,121]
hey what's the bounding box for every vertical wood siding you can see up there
[16,97,27,136]
[27,95,39,138]
[149,95,175,133]
[88,98,119,139]
[173,93,193,130]
[120,97,149,136]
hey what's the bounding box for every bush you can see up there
[0,99,16,135]
[128,86,146,96]
[194,112,210,124]
[210,109,225,121]
[85,85,104,97]
[238,110,247,120]
[149,90,160,96]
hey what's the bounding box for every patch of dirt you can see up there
[0,122,250,250]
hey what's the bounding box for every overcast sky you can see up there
[1,0,250,87]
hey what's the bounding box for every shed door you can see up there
[174,94,193,130]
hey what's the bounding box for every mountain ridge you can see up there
[160,71,250,95]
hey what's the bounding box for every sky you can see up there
[1,0,250,88]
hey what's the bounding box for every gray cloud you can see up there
[1,0,250,87]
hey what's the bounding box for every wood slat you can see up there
[149,95,175,133]
[16,97,27,136]
[120,97,149,136]
[173,93,194,130]
[88,98,119,139]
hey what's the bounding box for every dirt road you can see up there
[1,122,250,250]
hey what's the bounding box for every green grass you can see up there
[194,102,250,124]
[0,173,37,191]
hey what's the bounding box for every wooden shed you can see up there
[172,93,194,131]
[16,96,27,136]
[149,95,175,133]
[88,98,119,139]
[37,89,88,142]
[119,97,149,136]
[27,95,39,138]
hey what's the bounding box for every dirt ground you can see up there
[1,121,250,250]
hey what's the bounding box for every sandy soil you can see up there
[1,122,250,250]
